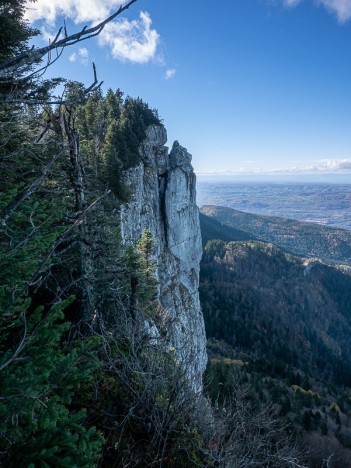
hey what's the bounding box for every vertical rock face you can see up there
[120,125,207,391]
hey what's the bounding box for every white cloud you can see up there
[320,158,351,170]
[283,0,303,7]
[165,68,176,80]
[25,0,127,25]
[281,0,351,22]
[98,11,160,64]
[68,47,89,64]
[25,1,161,63]
[78,47,89,58]
[317,0,351,22]
[68,48,89,64]
[78,47,89,65]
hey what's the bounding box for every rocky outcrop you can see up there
[120,125,207,392]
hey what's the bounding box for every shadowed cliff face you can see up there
[120,125,207,391]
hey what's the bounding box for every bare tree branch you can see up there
[0,0,139,79]
[2,63,103,105]
[0,62,103,226]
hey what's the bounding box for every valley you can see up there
[199,208,351,465]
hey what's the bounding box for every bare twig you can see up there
[0,0,139,79]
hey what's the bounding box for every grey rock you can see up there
[120,125,207,392]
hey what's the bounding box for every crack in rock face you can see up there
[120,125,207,392]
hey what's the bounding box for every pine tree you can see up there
[136,229,158,310]
[0,0,39,98]
[0,299,104,466]
[0,190,66,312]
[0,0,38,61]
[100,119,128,199]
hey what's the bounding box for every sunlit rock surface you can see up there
[120,125,207,391]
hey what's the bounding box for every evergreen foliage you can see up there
[201,238,351,386]
[135,229,158,306]
[200,221,351,466]
[0,190,66,311]
[76,88,161,200]
[0,0,38,61]
[0,0,40,99]
[0,298,103,466]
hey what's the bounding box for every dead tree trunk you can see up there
[61,107,95,322]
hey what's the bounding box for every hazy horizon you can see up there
[196,173,351,184]
[197,179,351,230]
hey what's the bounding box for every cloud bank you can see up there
[196,159,351,176]
[282,0,351,22]
[320,158,351,170]
[25,0,160,63]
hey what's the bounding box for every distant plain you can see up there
[197,181,351,230]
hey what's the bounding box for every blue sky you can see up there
[26,0,351,179]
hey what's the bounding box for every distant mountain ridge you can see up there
[201,205,351,266]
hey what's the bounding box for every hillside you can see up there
[199,221,351,465]
[201,205,351,266]
[200,238,351,384]
[199,212,257,246]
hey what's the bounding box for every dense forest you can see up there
[199,212,258,246]
[200,213,351,466]
[0,1,309,466]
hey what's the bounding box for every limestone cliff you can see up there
[120,125,207,391]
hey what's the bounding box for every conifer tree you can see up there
[0,0,38,61]
[0,299,104,466]
[0,0,39,98]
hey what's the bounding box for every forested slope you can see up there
[199,212,257,246]
[201,239,351,385]
[201,205,351,266]
[200,219,351,466]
